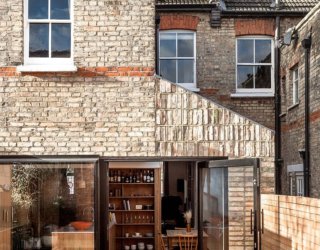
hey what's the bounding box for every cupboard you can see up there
[108,164,161,250]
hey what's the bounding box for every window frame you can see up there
[21,0,75,70]
[292,67,299,105]
[235,36,274,96]
[158,30,198,91]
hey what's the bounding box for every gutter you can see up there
[156,4,216,12]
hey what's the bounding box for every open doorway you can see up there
[161,161,196,233]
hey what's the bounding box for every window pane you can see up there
[178,60,194,83]
[29,0,48,19]
[29,23,49,57]
[160,33,176,57]
[178,33,194,57]
[52,24,71,58]
[160,59,176,83]
[5,163,95,250]
[255,40,271,63]
[237,39,254,63]
[51,0,70,19]
[255,66,271,88]
[237,66,254,88]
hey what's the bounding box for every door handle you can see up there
[250,209,254,234]
[261,209,264,234]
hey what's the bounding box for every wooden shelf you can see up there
[116,237,154,240]
[110,196,154,199]
[116,223,155,226]
[110,210,154,212]
[110,183,154,185]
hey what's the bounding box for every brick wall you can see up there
[280,10,320,198]
[156,79,275,193]
[0,0,155,67]
[261,194,320,249]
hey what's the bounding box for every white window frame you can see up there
[234,36,274,97]
[18,0,76,72]
[158,30,198,91]
[292,67,299,105]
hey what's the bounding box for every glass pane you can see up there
[178,60,194,83]
[52,24,71,58]
[255,40,271,63]
[160,33,176,57]
[237,66,254,89]
[29,23,49,57]
[237,39,253,63]
[160,59,176,83]
[255,66,271,88]
[2,162,95,250]
[178,33,194,57]
[202,165,255,250]
[51,0,70,19]
[29,0,48,19]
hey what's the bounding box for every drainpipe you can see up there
[155,14,160,74]
[301,33,312,197]
[274,0,282,194]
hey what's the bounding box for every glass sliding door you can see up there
[199,159,261,250]
[0,161,96,250]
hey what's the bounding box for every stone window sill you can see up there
[17,65,77,72]
[230,93,274,98]
[288,102,299,111]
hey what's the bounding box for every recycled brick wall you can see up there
[280,10,320,198]
[261,194,320,249]
[155,78,275,193]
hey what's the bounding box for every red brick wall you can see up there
[235,19,275,36]
[159,15,200,31]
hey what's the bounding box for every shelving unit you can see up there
[108,167,160,250]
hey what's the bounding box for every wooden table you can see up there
[166,229,208,250]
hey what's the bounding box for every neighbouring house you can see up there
[0,0,318,250]
[280,2,320,198]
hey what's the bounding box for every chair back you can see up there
[159,233,167,250]
[178,234,198,250]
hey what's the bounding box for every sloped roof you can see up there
[156,0,319,13]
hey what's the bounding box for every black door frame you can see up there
[197,158,261,250]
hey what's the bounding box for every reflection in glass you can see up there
[237,40,253,63]
[160,33,176,57]
[160,59,176,83]
[178,33,194,57]
[51,0,70,19]
[237,66,254,88]
[255,66,271,88]
[178,60,194,83]
[52,24,71,58]
[29,0,48,19]
[255,40,271,63]
[29,24,49,57]
[6,163,95,249]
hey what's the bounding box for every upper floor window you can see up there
[20,0,75,71]
[292,67,299,105]
[236,37,274,96]
[159,31,197,91]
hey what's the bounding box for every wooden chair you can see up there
[159,233,168,250]
[178,234,198,250]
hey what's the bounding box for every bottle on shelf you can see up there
[150,170,154,183]
[117,170,121,183]
[143,170,147,183]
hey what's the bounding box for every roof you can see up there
[156,0,319,13]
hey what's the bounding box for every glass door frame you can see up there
[197,158,261,250]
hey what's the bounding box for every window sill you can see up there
[17,65,77,72]
[288,102,299,111]
[230,93,274,98]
